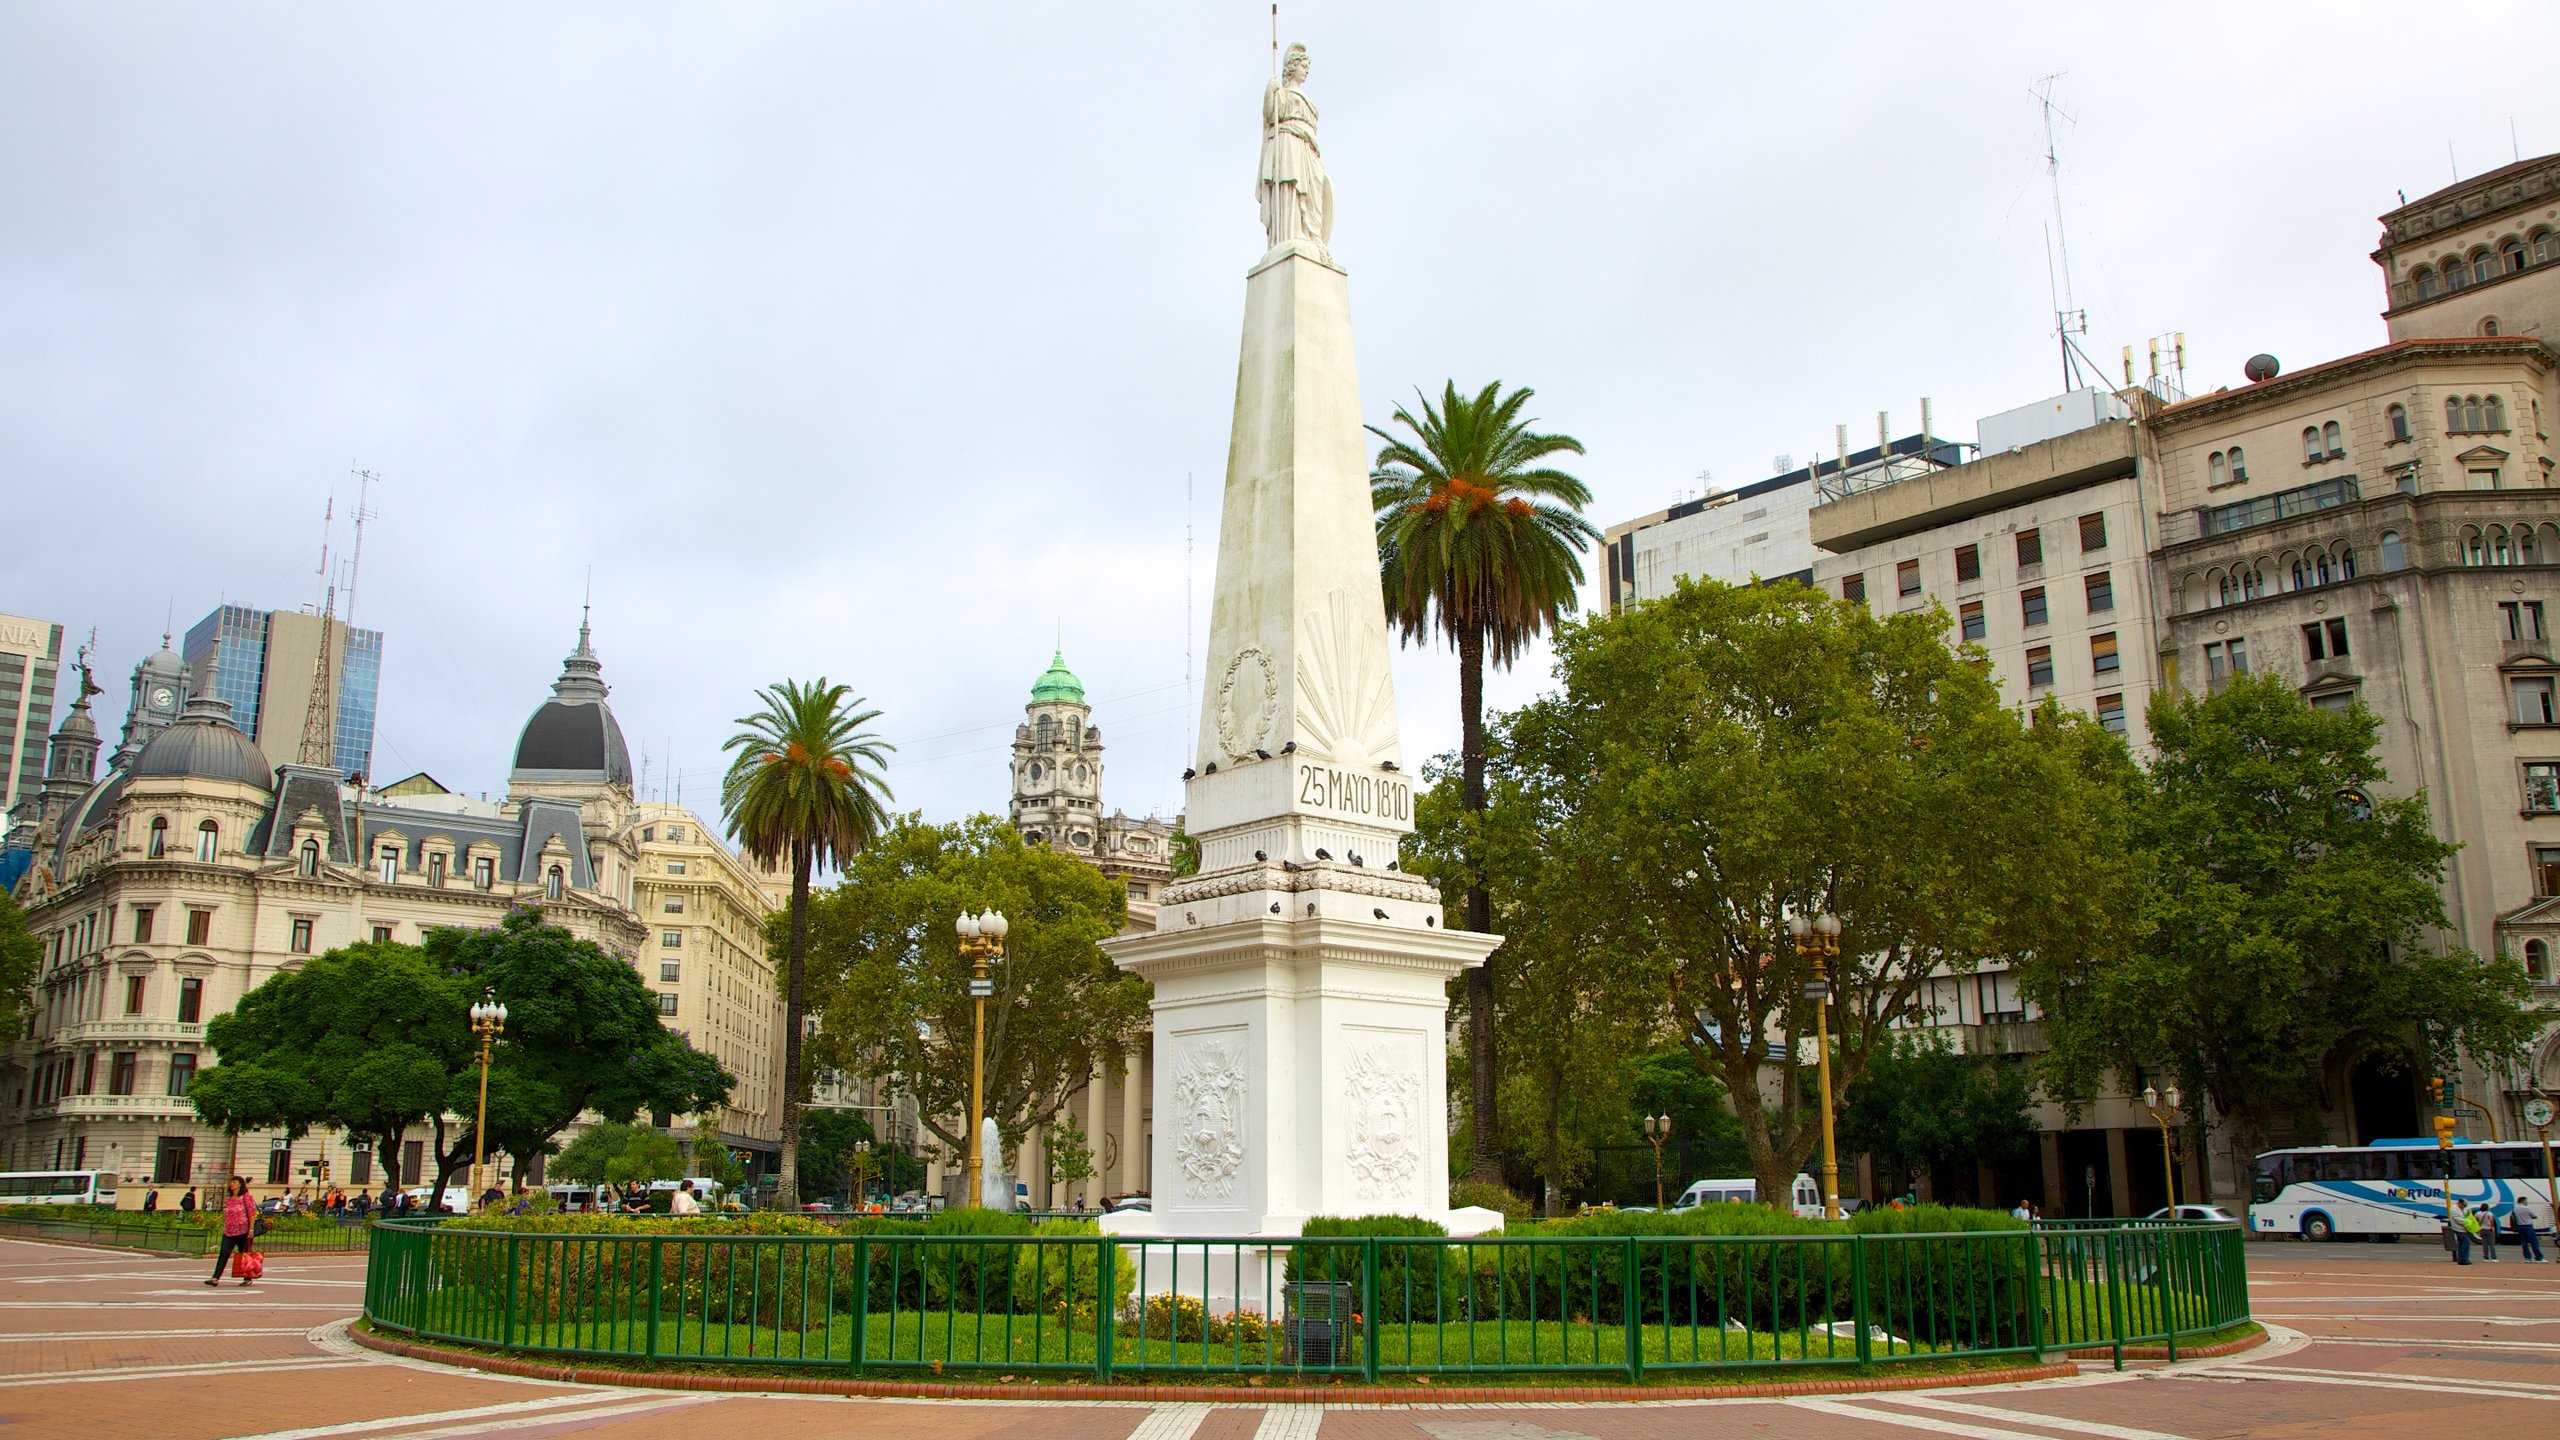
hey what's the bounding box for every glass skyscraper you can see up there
[182,605,384,782]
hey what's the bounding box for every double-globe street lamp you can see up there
[955,909,1010,1207]
[1787,911,1845,1221]
[1643,1114,1673,1210]
[468,991,508,1209]
[2142,1083,2184,1210]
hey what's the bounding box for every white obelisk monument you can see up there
[1105,43,1502,1238]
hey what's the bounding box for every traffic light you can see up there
[2433,1114,2459,1147]
[2429,1076,2445,1108]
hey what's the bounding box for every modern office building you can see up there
[0,614,64,820]
[180,605,382,782]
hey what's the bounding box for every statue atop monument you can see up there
[1259,43,1333,260]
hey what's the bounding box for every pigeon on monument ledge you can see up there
[1314,848,1331,860]
[1373,908,1390,920]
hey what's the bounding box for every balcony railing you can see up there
[56,1019,205,1047]
[2197,476,2359,539]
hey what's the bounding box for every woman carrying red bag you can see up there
[205,1177,257,1287]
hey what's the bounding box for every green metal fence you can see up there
[362,1219,2248,1382]
[0,1215,371,1256]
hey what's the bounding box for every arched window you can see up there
[2322,420,2343,456]
[2290,557,2308,591]
[2340,547,2357,579]
[2527,939,2550,983]
[196,821,218,863]
[2486,394,2506,431]
[2473,249,2496,284]
[2520,529,2540,566]
[2228,445,2248,481]
[545,866,564,902]
[2494,526,2515,566]
[2387,404,2409,442]
[2447,257,2470,290]
[298,840,318,877]
[2535,230,2559,265]
[2482,317,2502,337]
[2241,567,2264,600]
[2504,240,2526,273]
[2303,427,2324,463]
[2464,527,2488,566]
[1034,714,1054,747]
[2449,396,2467,433]
[2208,452,2227,487]
[2379,531,2405,571]
[2415,266,2441,299]
[147,817,167,859]
[2216,571,2237,606]
[2315,549,2336,586]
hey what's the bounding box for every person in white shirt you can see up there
[669,1180,700,1216]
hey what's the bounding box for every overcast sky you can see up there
[8,2,2556,834]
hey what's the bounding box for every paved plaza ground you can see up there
[0,1234,2550,1438]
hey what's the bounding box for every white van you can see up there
[1673,1175,1825,1218]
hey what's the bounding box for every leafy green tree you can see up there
[1836,1032,2035,1200]
[2022,674,2548,1156]
[1495,578,2138,1205]
[554,1121,683,1186]
[0,890,39,1042]
[1043,1112,1096,1202]
[1371,380,1596,1186]
[189,941,470,1189]
[418,909,734,1205]
[722,679,896,1209]
[801,815,1149,1167]
[796,1107,875,1201]
[689,1119,747,1192]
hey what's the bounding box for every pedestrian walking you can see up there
[179,1187,197,1214]
[142,1189,159,1215]
[205,1178,256,1286]
[2512,1195,2547,1262]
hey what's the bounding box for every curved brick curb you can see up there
[2066,1326,2267,1363]
[351,1324,2083,1405]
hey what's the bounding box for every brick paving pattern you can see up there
[0,1235,2553,1436]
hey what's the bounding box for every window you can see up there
[109,1052,136,1096]
[267,1145,291,1186]
[402,1140,423,1187]
[668,826,686,841]
[371,924,392,944]
[124,975,146,1014]
[166,1053,196,1096]
[2380,531,2406,571]
[350,1147,372,1185]
[290,918,314,954]
[132,905,154,943]
[376,848,398,884]
[294,839,317,877]
[178,977,202,1023]
[2487,394,2507,431]
[2084,571,2113,613]
[2096,692,2127,734]
[427,852,446,886]
[666,860,686,875]
[641,827,655,843]
[186,909,210,945]
[148,817,167,858]
[1128,881,1150,900]
[2020,587,2049,628]
[2302,426,2323,463]
[661,929,682,948]
[2025,645,2055,688]
[2538,230,2560,265]
[1975,969,2025,1025]
[2515,676,2558,725]
[2526,763,2560,813]
[2016,529,2043,568]
[2387,404,2409,443]
[544,866,564,902]
[2208,452,2228,486]
[2538,845,2560,897]
[472,856,494,890]
[663,896,683,913]
[1841,572,1866,603]
[1959,600,1986,641]
[2077,512,2107,552]
[2473,467,2504,492]
[2205,639,2251,681]
[660,962,682,982]
[658,993,680,1016]
[195,822,217,864]
[2091,632,2120,675]
[1897,559,1921,597]
[2501,601,2547,640]
[2303,617,2349,661]
[2228,446,2248,482]
[1954,544,1981,583]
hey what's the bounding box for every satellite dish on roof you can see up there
[2244,354,2281,382]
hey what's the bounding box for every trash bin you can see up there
[1282,1280,1355,1366]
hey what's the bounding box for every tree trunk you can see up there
[774,840,812,1210]
[1542,1062,1564,1218]
[1458,621,1503,1188]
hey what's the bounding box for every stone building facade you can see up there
[632,801,786,1172]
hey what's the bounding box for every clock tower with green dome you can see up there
[1008,648,1178,923]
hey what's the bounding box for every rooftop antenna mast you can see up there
[2035,74,2100,392]
[341,467,381,639]
[297,493,340,772]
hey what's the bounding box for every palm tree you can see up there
[1370,380,1596,1187]
[721,680,894,1209]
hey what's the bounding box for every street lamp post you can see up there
[467,992,508,1210]
[1643,1114,1672,1210]
[848,1138,873,1210]
[1787,911,1845,1220]
[955,909,1009,1208]
[2141,1083,2183,1211]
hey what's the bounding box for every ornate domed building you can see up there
[1007,649,1178,921]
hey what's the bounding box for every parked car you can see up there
[2142,1204,2236,1223]
[398,1187,469,1215]
[1671,1174,1827,1218]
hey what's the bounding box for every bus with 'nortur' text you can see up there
[2250,1138,2557,1240]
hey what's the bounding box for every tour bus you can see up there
[2249,1138,2557,1240]
[1673,1174,1826,1218]
[0,1170,119,1206]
